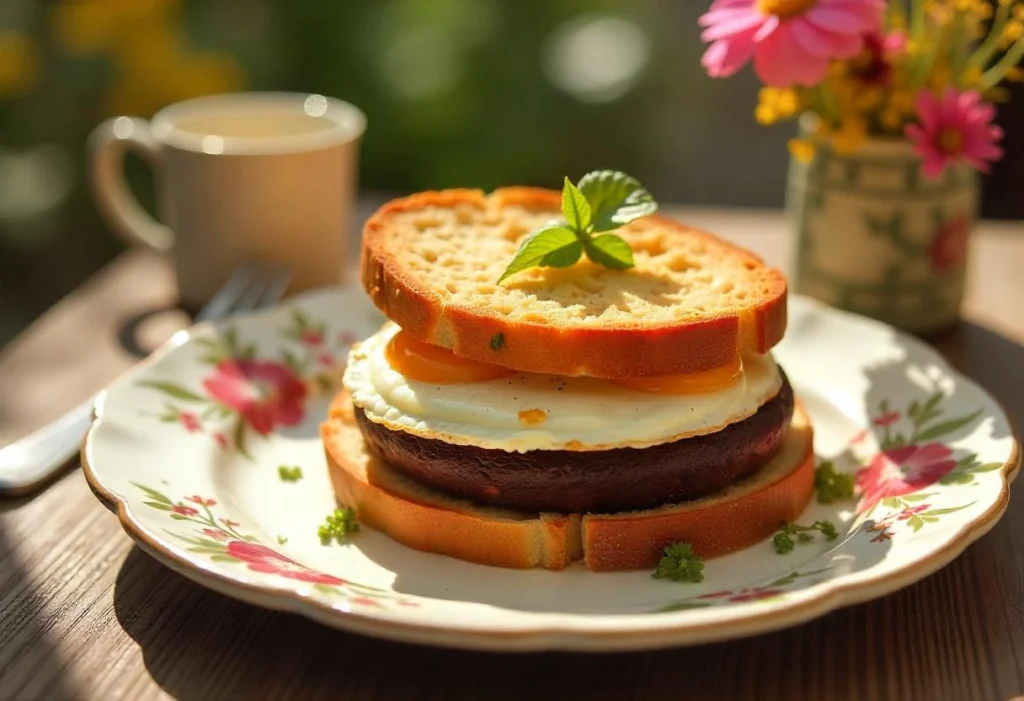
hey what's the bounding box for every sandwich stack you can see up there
[322,184,814,571]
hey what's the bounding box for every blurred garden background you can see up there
[0,0,1021,347]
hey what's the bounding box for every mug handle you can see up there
[88,117,174,252]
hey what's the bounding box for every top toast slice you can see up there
[360,187,786,379]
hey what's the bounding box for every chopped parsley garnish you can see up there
[278,465,303,482]
[651,542,705,583]
[772,520,839,554]
[490,332,505,351]
[318,507,360,543]
[814,461,855,504]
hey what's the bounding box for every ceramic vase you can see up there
[787,133,978,335]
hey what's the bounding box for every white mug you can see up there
[88,92,366,309]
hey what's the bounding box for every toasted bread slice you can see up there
[321,391,814,571]
[361,187,787,379]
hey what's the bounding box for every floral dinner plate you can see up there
[82,288,1019,652]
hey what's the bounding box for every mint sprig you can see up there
[498,170,658,283]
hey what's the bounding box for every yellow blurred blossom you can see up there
[831,117,867,155]
[754,87,801,125]
[51,0,181,56]
[1002,19,1024,46]
[0,31,39,98]
[787,138,816,164]
[50,0,244,117]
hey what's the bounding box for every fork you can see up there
[0,260,292,497]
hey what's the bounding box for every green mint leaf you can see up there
[578,170,658,233]
[584,234,635,270]
[498,226,582,283]
[561,177,591,233]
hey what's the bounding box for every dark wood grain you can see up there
[1,208,1022,701]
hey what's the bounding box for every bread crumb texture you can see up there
[378,193,779,328]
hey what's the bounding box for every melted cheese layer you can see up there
[343,324,782,453]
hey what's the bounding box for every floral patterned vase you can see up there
[787,135,978,335]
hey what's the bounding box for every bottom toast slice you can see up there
[321,392,814,571]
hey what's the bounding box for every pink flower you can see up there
[339,330,358,346]
[929,213,969,274]
[728,588,784,602]
[179,411,202,433]
[221,518,240,528]
[873,411,900,427]
[905,89,1004,178]
[171,504,199,517]
[897,504,930,520]
[699,590,736,599]
[201,528,228,540]
[213,432,229,449]
[850,428,870,444]
[318,353,335,367]
[349,596,381,607]
[225,541,346,585]
[699,0,884,86]
[187,495,216,507]
[300,329,324,347]
[856,443,957,511]
[202,359,307,435]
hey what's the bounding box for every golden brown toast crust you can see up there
[321,391,814,571]
[360,187,787,379]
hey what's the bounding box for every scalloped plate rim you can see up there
[81,290,1021,652]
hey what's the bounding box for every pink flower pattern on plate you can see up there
[202,359,307,435]
[179,411,202,433]
[856,443,957,512]
[225,541,346,585]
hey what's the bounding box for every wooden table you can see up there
[1,208,1023,701]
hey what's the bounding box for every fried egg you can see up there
[343,323,783,453]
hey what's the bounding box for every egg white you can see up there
[342,323,783,453]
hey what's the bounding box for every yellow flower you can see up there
[49,0,245,117]
[831,117,867,154]
[788,138,816,164]
[754,87,801,125]
[880,107,903,131]
[52,0,181,56]
[0,32,39,98]
[853,85,883,111]
[775,88,799,117]
[755,104,777,125]
[1002,19,1024,46]
[962,65,983,87]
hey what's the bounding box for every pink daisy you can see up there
[905,89,1004,178]
[699,0,884,86]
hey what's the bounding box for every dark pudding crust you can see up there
[354,369,795,514]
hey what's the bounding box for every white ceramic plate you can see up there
[83,288,1019,652]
